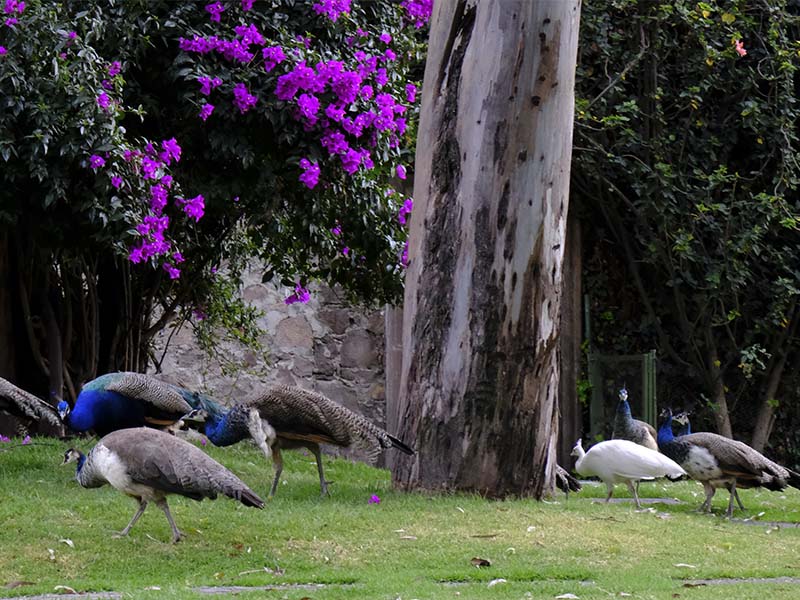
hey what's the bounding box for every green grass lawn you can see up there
[2,437,800,599]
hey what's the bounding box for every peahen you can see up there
[657,408,800,516]
[185,384,415,497]
[0,376,62,434]
[58,372,200,436]
[571,438,685,508]
[63,427,264,543]
[611,387,658,451]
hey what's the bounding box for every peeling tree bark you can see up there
[393,0,581,498]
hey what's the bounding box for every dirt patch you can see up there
[0,594,120,600]
[195,583,349,594]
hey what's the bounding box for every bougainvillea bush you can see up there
[0,0,429,399]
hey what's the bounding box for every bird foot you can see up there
[111,531,130,539]
[171,530,185,544]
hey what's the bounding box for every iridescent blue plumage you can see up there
[60,372,195,436]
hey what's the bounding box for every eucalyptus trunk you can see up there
[393,0,581,497]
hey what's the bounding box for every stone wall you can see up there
[153,269,388,462]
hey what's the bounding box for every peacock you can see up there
[673,410,691,436]
[611,387,658,451]
[0,376,62,435]
[63,427,264,543]
[58,372,201,436]
[184,384,415,497]
[571,438,686,508]
[657,408,800,516]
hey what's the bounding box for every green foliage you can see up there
[575,0,800,430]
[3,440,800,599]
[0,1,426,384]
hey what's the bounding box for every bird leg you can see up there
[730,486,745,511]
[726,481,739,518]
[307,443,329,497]
[627,481,642,509]
[698,483,716,513]
[604,483,615,503]
[114,499,148,538]
[269,445,284,498]
[155,498,184,543]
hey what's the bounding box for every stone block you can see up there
[274,315,313,353]
[340,329,377,368]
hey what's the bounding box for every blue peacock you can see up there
[184,384,415,497]
[657,408,800,516]
[57,372,204,436]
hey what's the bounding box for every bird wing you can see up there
[102,428,263,507]
[103,372,192,414]
[0,377,61,426]
[681,433,774,479]
[247,385,398,461]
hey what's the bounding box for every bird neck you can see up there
[657,416,675,446]
[204,407,250,447]
[616,398,632,417]
[572,445,586,470]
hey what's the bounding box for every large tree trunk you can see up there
[393,0,581,497]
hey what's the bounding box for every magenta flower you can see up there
[379,32,392,44]
[312,0,351,21]
[369,494,381,504]
[205,1,225,22]
[181,194,205,221]
[401,241,409,267]
[4,0,24,14]
[150,184,168,214]
[198,75,222,95]
[331,224,342,236]
[5,16,17,25]
[172,251,185,263]
[163,262,181,279]
[232,83,257,113]
[108,61,121,76]
[160,138,182,165]
[111,176,123,189]
[241,0,254,9]
[199,103,215,121]
[201,437,208,445]
[398,197,413,225]
[141,156,161,179]
[0,434,9,442]
[161,174,173,187]
[297,93,320,124]
[262,45,286,72]
[96,92,110,110]
[401,0,433,28]
[21,435,30,445]
[342,246,350,256]
[284,282,311,305]
[0,46,6,56]
[396,165,407,180]
[341,148,361,174]
[89,154,105,169]
[299,158,320,189]
[193,308,207,321]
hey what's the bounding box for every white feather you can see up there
[573,439,686,485]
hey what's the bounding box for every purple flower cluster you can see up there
[89,154,105,169]
[312,0,351,22]
[108,61,121,76]
[262,45,286,72]
[198,75,222,95]
[397,197,414,225]
[299,158,320,189]
[232,82,257,113]
[401,0,433,28]
[3,0,24,27]
[204,1,225,22]
[179,194,205,222]
[96,92,110,111]
[199,103,215,121]
[284,282,311,305]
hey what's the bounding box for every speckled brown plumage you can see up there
[0,376,61,428]
[242,384,415,496]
